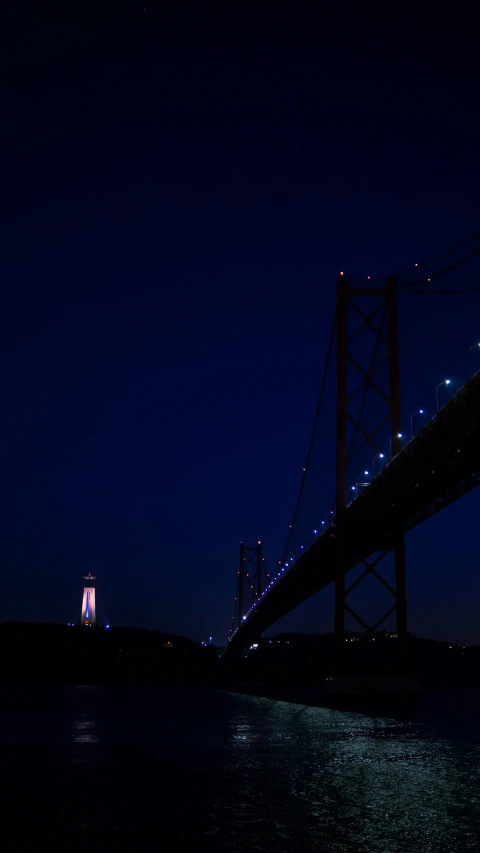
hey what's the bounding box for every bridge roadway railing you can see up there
[226,372,480,656]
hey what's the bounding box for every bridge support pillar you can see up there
[229,542,269,644]
[237,543,245,631]
[333,272,409,673]
[395,535,407,671]
[334,507,347,661]
[395,536,406,640]
[335,273,348,664]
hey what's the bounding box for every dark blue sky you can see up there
[2,2,480,643]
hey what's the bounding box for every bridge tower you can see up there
[229,542,269,641]
[336,274,406,662]
[81,573,97,626]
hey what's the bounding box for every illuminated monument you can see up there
[81,573,97,625]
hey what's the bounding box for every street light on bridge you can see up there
[389,433,403,458]
[410,409,424,439]
[373,452,385,473]
[436,378,451,412]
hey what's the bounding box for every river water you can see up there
[0,686,479,851]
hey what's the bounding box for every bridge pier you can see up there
[334,507,347,663]
[335,272,348,665]
[229,541,268,645]
[395,536,407,643]
[335,274,408,673]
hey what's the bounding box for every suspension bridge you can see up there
[226,234,480,666]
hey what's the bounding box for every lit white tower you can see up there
[81,573,97,625]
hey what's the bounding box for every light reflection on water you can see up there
[0,686,479,851]
[211,695,480,851]
[72,716,99,743]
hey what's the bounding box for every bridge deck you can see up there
[226,372,480,657]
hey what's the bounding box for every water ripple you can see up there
[0,686,479,851]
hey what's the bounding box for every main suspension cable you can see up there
[279,304,338,567]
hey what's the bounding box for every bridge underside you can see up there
[226,373,480,658]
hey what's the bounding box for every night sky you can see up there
[2,2,480,644]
